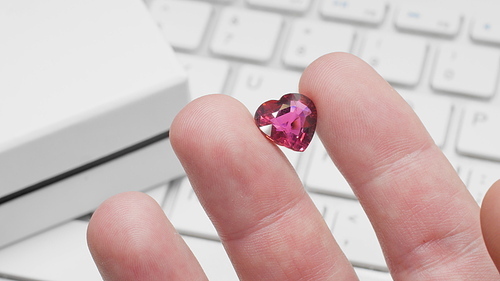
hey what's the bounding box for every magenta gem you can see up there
[254,93,317,152]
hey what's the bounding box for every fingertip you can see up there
[87,192,168,280]
[481,180,500,271]
[170,94,256,170]
[87,191,206,281]
[299,52,430,186]
[170,94,248,150]
[87,192,153,257]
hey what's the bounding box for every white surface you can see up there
[150,0,213,50]
[283,19,355,68]
[0,221,100,281]
[320,0,388,25]
[177,54,231,100]
[0,137,183,248]
[0,0,188,249]
[211,7,283,62]
[431,45,500,98]
[457,106,500,161]
[246,0,311,13]
[0,0,188,198]
[360,33,428,86]
[395,4,462,37]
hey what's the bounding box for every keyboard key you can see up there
[473,170,500,201]
[283,19,355,68]
[320,0,388,25]
[177,54,230,100]
[457,106,500,162]
[210,8,283,62]
[465,165,500,205]
[309,193,340,228]
[360,33,428,86]
[246,0,311,14]
[471,17,500,45]
[400,92,453,148]
[166,178,218,240]
[431,45,500,99]
[183,236,238,281]
[310,194,387,270]
[231,64,301,115]
[305,142,355,199]
[149,0,213,50]
[333,200,387,271]
[395,5,462,37]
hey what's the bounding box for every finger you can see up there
[481,180,500,272]
[170,95,357,280]
[87,192,207,281]
[299,52,498,279]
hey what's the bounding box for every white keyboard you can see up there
[1,0,500,280]
[150,0,500,279]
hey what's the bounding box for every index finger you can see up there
[170,95,357,280]
[300,53,498,279]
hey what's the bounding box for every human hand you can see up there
[87,53,500,280]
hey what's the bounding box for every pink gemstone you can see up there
[254,93,317,152]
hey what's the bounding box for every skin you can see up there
[87,53,500,280]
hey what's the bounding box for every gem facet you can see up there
[254,93,317,152]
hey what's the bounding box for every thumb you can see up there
[481,180,500,272]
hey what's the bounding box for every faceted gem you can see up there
[254,93,317,152]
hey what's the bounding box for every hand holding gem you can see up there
[87,53,500,280]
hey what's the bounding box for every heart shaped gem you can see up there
[254,93,317,152]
